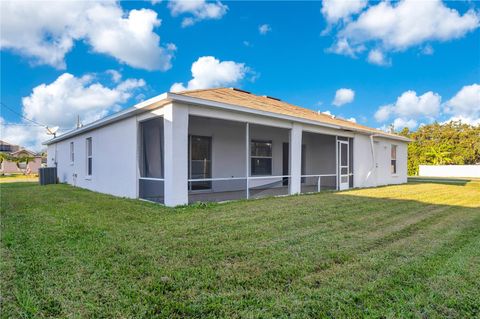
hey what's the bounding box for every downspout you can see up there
[366,134,380,185]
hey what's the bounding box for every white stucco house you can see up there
[45,88,409,207]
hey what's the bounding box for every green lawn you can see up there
[1,181,479,318]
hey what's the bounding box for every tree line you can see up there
[398,121,480,176]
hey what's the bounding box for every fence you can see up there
[418,165,480,178]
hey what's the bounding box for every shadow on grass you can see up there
[407,176,479,186]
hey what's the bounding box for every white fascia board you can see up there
[43,93,168,145]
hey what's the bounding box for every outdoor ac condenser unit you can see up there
[39,167,57,185]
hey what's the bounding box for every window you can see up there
[391,144,397,174]
[70,142,74,164]
[86,138,92,176]
[251,140,272,175]
[0,145,12,152]
[140,118,164,178]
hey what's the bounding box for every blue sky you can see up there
[1,0,479,150]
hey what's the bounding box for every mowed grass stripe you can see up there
[1,181,479,318]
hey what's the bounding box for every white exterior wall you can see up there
[353,134,377,188]
[374,137,408,186]
[419,165,480,178]
[353,134,408,187]
[47,117,138,198]
[163,103,189,206]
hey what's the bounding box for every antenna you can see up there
[76,115,82,128]
[46,126,59,138]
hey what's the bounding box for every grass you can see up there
[0,174,38,183]
[1,181,479,318]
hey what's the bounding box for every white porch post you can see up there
[289,122,302,194]
[245,122,250,199]
[164,103,189,207]
[335,136,339,190]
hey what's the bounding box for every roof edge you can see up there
[43,93,169,145]
[168,92,411,142]
[44,90,410,145]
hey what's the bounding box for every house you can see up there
[0,140,43,174]
[44,88,409,207]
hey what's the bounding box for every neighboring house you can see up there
[0,140,43,174]
[44,88,410,207]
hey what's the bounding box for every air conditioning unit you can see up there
[39,167,57,185]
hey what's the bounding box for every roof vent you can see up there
[262,95,281,101]
[231,88,251,94]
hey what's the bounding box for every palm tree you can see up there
[13,155,35,175]
[0,152,11,166]
[426,146,453,165]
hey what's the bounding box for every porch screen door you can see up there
[189,136,212,190]
[338,140,349,190]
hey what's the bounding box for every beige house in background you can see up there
[0,140,43,174]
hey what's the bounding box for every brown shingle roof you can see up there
[177,87,408,140]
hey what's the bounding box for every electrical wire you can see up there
[1,101,46,127]
[0,101,72,130]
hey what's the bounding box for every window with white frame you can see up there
[86,137,92,176]
[251,140,272,175]
[70,142,74,164]
[391,144,397,174]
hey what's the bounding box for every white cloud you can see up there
[106,70,122,83]
[0,72,146,151]
[392,117,418,130]
[333,88,355,106]
[375,85,480,130]
[168,0,228,27]
[22,73,145,128]
[0,1,174,70]
[442,116,480,126]
[328,0,479,64]
[374,105,393,122]
[321,0,367,24]
[395,91,441,118]
[367,49,390,66]
[444,84,480,118]
[321,110,333,117]
[421,44,434,55]
[170,56,249,92]
[319,110,356,123]
[375,90,441,123]
[259,24,272,35]
[243,41,252,47]
[374,90,442,130]
[327,38,365,57]
[443,84,480,125]
[0,117,48,152]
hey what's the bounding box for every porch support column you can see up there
[245,122,250,199]
[164,103,189,207]
[289,122,302,195]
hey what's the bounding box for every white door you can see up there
[338,141,349,190]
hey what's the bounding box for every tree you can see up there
[396,121,480,175]
[425,146,453,165]
[13,155,35,175]
[0,152,11,165]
